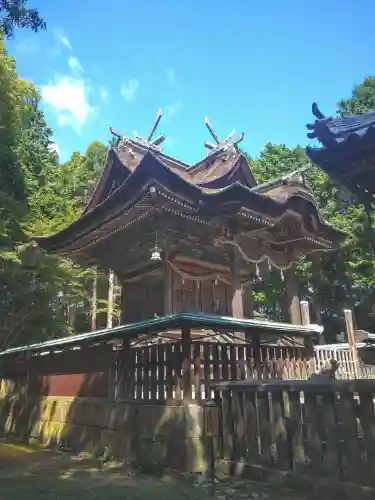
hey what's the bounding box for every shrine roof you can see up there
[32,110,345,272]
[306,102,375,203]
[34,149,342,257]
[83,138,256,214]
[0,312,323,358]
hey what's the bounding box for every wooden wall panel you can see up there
[201,279,214,314]
[172,272,184,313]
[122,275,163,322]
[42,372,109,398]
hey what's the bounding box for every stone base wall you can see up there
[0,394,210,472]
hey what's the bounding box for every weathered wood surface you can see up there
[214,379,375,488]
[113,342,313,403]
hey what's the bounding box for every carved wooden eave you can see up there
[34,145,344,274]
[306,102,375,204]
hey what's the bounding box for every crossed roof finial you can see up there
[204,117,244,153]
[110,109,166,150]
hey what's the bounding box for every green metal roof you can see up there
[0,312,323,358]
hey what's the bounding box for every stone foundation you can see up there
[0,395,208,472]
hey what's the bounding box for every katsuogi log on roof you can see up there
[35,110,343,277]
[306,102,375,205]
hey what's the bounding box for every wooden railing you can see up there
[314,344,375,379]
[211,379,375,492]
[115,343,313,403]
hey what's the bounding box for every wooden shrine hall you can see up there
[36,110,343,327]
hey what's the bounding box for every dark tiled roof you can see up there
[307,104,375,148]
[306,103,375,203]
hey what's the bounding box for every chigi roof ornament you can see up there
[204,117,244,155]
[110,109,166,150]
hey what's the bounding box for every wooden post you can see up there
[300,300,310,326]
[311,253,323,325]
[114,275,122,326]
[344,308,360,378]
[252,333,262,380]
[163,257,173,316]
[300,300,315,369]
[181,325,192,401]
[230,248,244,318]
[284,264,301,325]
[91,266,97,331]
[107,269,114,329]
[243,263,255,318]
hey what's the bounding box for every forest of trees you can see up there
[1,5,375,349]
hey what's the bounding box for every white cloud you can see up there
[54,29,72,51]
[165,100,182,117]
[57,115,69,126]
[41,76,95,133]
[68,56,83,74]
[48,142,60,156]
[166,67,176,85]
[120,78,139,102]
[100,86,109,101]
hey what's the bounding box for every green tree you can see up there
[0,0,45,38]
[338,76,375,116]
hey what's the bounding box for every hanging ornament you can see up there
[252,263,262,286]
[150,231,162,261]
[280,270,284,282]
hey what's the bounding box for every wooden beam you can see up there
[173,254,253,278]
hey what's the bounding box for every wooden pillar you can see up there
[252,333,262,379]
[311,253,323,325]
[284,264,301,325]
[230,248,244,318]
[114,276,122,326]
[344,308,360,378]
[181,325,192,401]
[163,257,173,315]
[243,263,255,318]
[300,300,310,326]
[107,269,114,329]
[91,266,97,331]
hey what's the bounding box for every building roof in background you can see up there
[306,102,375,204]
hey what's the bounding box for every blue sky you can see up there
[7,0,375,163]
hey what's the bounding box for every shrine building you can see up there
[36,110,343,326]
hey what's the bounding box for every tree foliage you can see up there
[0,33,114,350]
[249,78,375,339]
[0,0,45,38]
